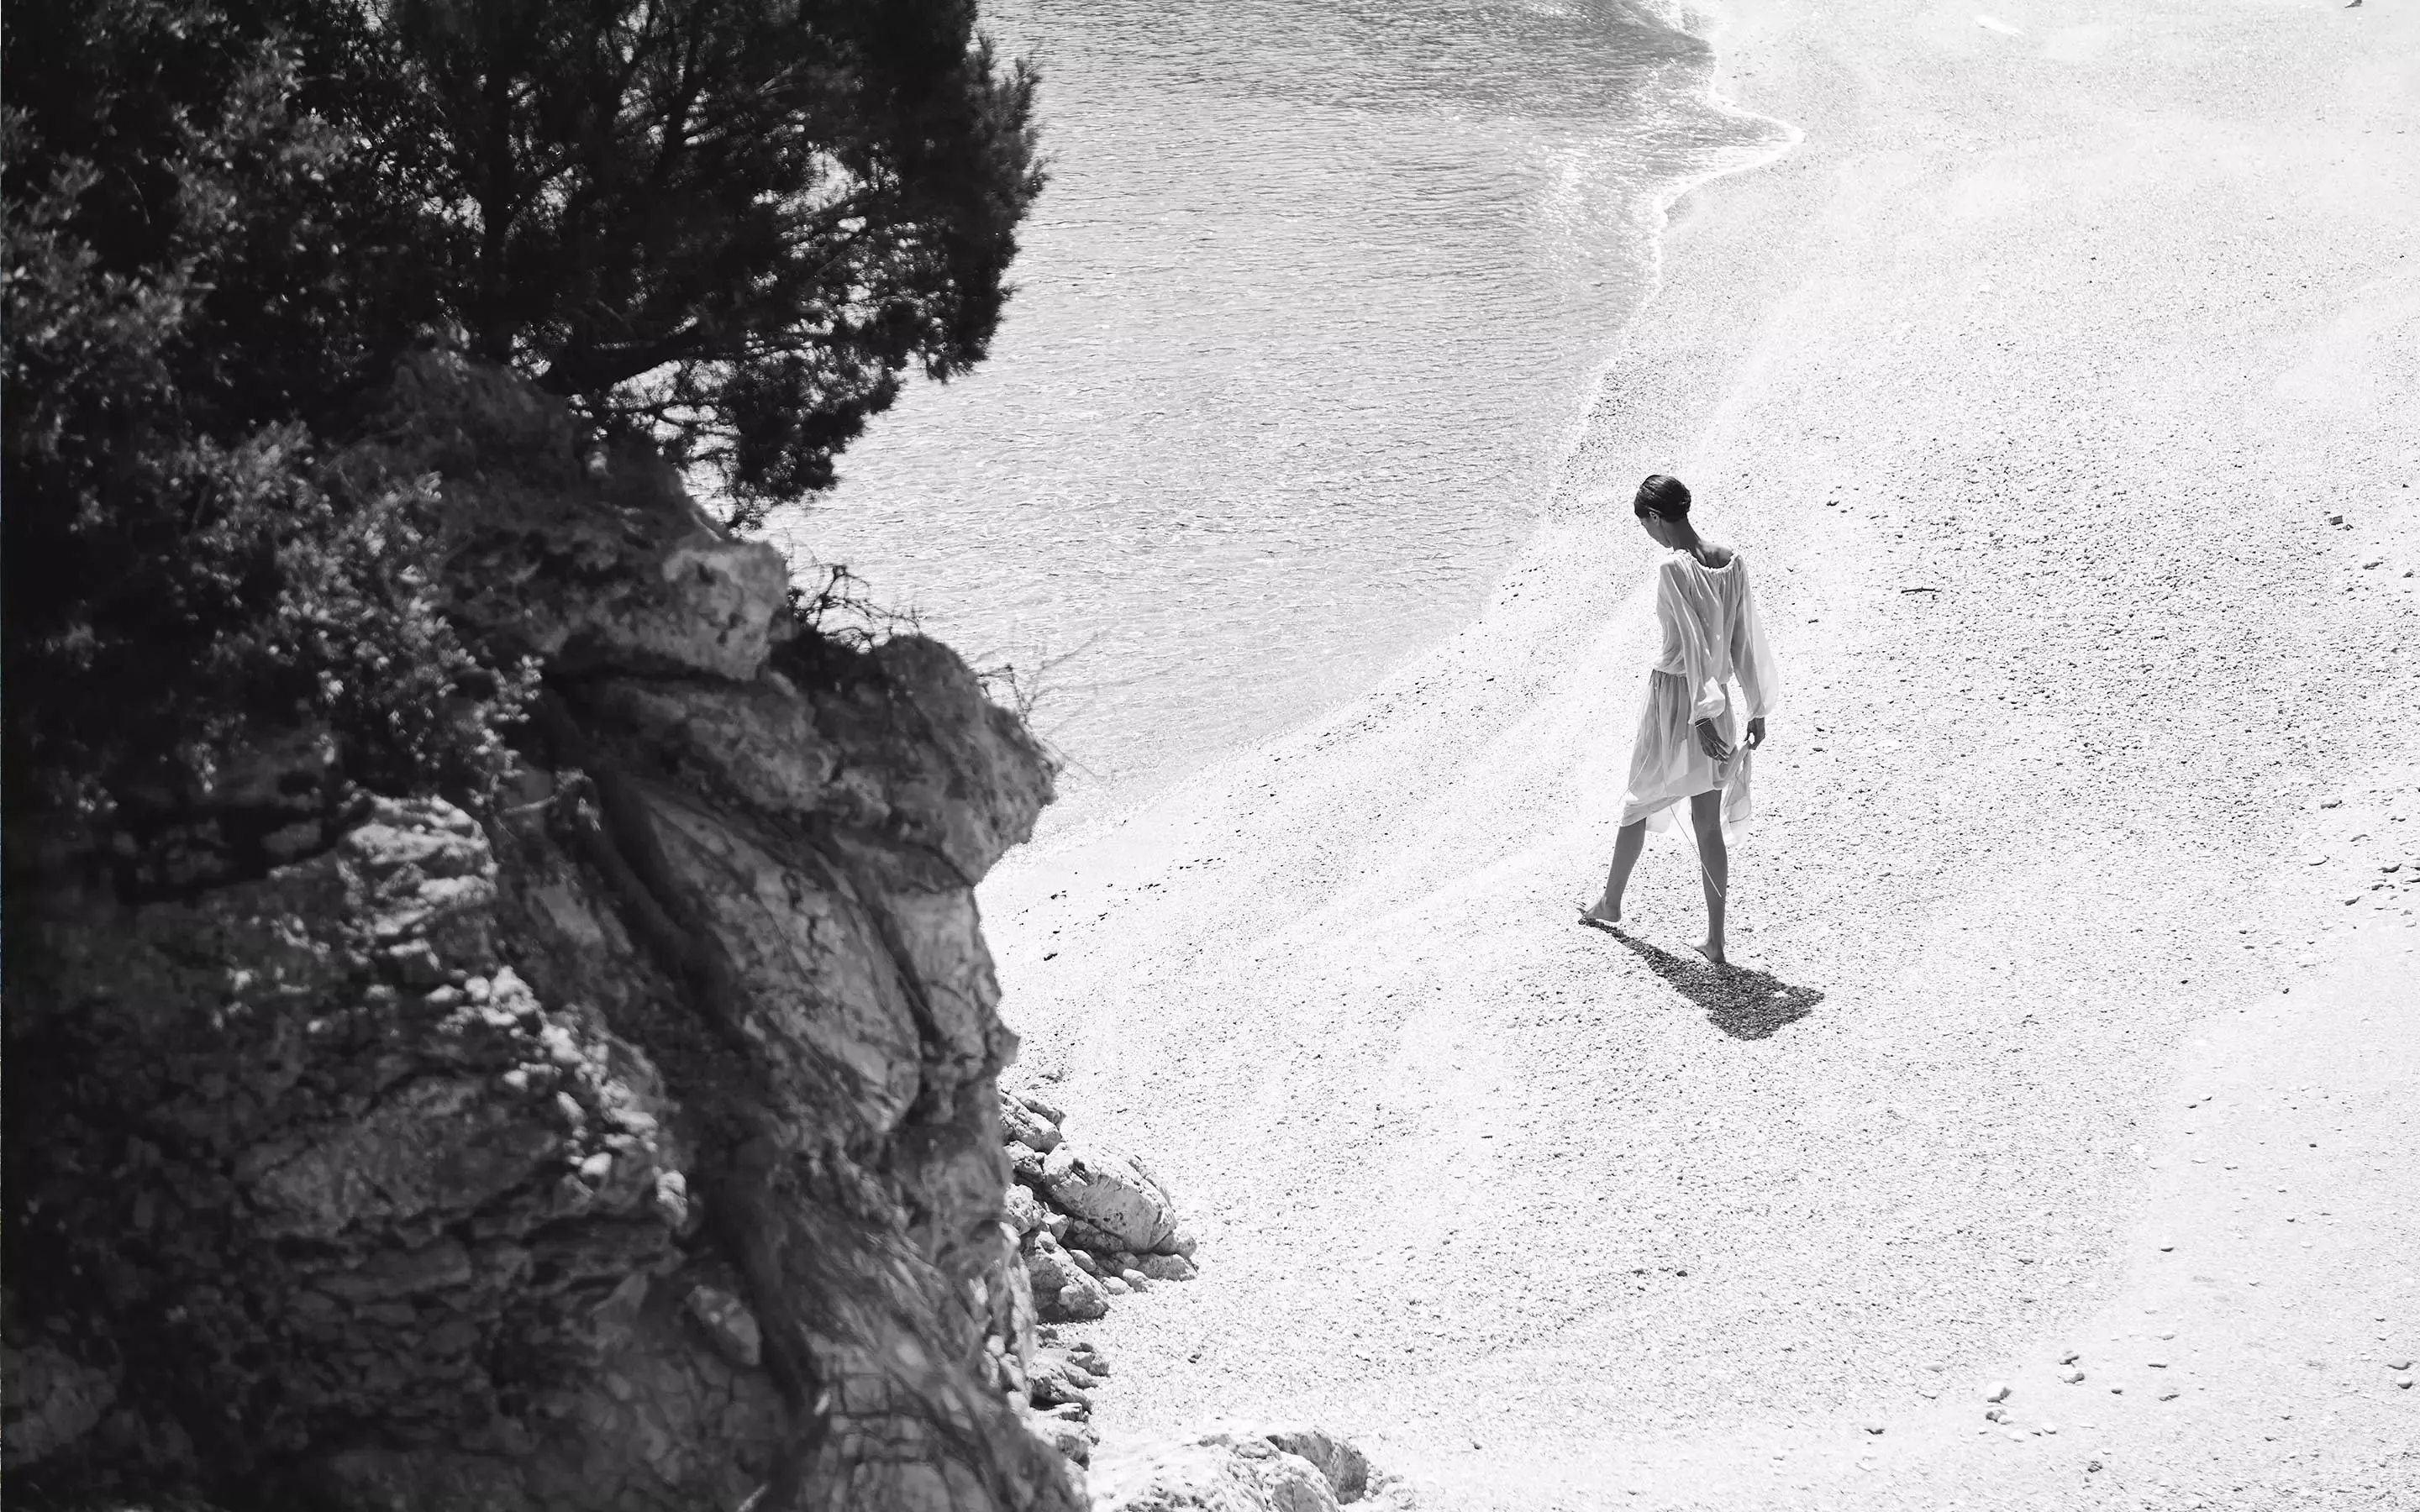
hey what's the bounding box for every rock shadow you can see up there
[1581,921,1823,1040]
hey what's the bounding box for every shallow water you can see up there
[766,0,1787,829]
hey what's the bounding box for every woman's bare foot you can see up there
[1690,937,1728,966]
[1579,896,1623,928]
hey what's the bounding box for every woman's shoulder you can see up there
[1660,544,1744,571]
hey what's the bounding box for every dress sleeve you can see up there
[1732,554,1781,719]
[1660,559,1728,724]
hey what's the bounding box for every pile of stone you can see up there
[976,1085,1197,1467]
[999,1086,1198,1323]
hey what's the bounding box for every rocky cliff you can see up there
[3,354,1083,1510]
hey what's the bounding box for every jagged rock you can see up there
[1136,1253,1200,1283]
[1091,1425,1382,1512]
[999,1092,1063,1152]
[681,1284,763,1370]
[1030,1405,1097,1467]
[1013,1089,1068,1123]
[5,358,1077,1511]
[1040,1143,1182,1255]
[1024,1234,1110,1324]
[1056,1214,1132,1258]
[1004,1184,1047,1235]
[1260,1427,1369,1502]
[1027,1352,1095,1410]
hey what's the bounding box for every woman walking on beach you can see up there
[1581,474,1780,965]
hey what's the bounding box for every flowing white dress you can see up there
[1620,547,1781,846]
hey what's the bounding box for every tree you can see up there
[296,0,1045,523]
[3,0,1043,856]
[4,0,526,868]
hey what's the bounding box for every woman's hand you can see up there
[1745,717,1766,750]
[1693,719,1734,762]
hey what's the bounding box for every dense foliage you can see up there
[3,0,1042,862]
[3,3,526,847]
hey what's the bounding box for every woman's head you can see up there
[1634,474,1692,545]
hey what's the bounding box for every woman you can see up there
[1581,474,1780,965]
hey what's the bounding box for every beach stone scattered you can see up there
[2060,1367,2086,1384]
[2398,1377,2414,1390]
[2386,1357,2412,1370]
[1102,1275,1132,1296]
[1986,1382,2012,1403]
[1863,1419,1885,1435]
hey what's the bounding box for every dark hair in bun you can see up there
[1634,474,1691,518]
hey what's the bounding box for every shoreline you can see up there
[984,1,2420,1506]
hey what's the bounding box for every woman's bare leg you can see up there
[1688,790,1728,964]
[1583,820,1648,924]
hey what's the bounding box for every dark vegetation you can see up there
[3,0,1044,853]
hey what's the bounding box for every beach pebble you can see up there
[2039,1422,2059,1435]
[1119,1268,1151,1291]
[2060,1368,2086,1383]
[1985,1383,2011,1403]
[1984,1407,2007,1423]
[2002,1428,2029,1443]
[2159,1391,2180,1401]
[1863,1420,1885,1435]
[2386,1358,2412,1371]
[2059,1349,2081,1364]
[1101,1275,1131,1296]
[2396,1378,2414,1389]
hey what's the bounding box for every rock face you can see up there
[3,355,1080,1510]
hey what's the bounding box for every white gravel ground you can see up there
[981,2,2420,1507]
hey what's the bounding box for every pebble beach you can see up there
[981,1,2420,1507]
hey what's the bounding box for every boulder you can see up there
[1040,1142,1181,1255]
[1090,1425,1380,1512]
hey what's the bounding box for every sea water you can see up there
[765,0,1787,831]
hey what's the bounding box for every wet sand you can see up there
[981,1,2420,1505]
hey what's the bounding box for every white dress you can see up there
[1619,547,1781,844]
